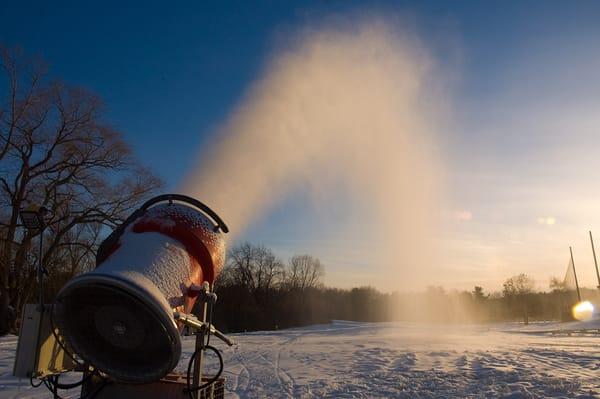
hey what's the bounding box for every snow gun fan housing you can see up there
[52,195,228,383]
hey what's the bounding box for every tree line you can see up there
[209,245,596,333]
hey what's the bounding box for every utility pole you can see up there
[589,231,600,289]
[570,246,582,302]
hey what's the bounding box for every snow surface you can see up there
[1,320,599,398]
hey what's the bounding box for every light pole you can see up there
[19,206,48,308]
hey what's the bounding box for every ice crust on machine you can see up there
[53,200,227,383]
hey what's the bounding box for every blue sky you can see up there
[3,0,597,180]
[3,1,600,292]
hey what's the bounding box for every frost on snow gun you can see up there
[15,194,232,399]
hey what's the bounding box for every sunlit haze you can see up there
[182,19,443,291]
[5,2,600,292]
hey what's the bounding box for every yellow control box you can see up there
[13,304,76,378]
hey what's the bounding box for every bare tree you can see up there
[502,274,535,324]
[224,242,284,300]
[285,255,324,292]
[549,276,566,293]
[549,276,572,321]
[0,45,162,334]
[472,286,487,301]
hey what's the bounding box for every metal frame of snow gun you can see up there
[174,312,235,347]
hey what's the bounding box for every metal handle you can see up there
[140,194,229,233]
[96,194,228,265]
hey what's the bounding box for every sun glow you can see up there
[572,300,594,321]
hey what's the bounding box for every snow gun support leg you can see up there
[180,282,232,399]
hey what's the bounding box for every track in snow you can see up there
[1,321,600,398]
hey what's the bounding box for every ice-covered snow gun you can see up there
[51,194,232,396]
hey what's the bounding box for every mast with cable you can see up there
[570,246,582,302]
[589,231,600,289]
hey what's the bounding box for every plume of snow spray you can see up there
[182,19,444,289]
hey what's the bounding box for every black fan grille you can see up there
[54,283,177,383]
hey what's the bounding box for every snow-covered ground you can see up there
[1,320,599,398]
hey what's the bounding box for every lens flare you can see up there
[572,300,594,321]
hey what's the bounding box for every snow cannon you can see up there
[52,194,228,383]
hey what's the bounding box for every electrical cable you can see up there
[185,345,223,398]
[30,374,44,387]
[35,372,108,399]
[38,375,65,399]
[52,371,95,390]
[51,375,62,399]
[185,298,224,399]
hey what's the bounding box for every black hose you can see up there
[37,372,108,399]
[185,299,223,398]
[185,345,223,398]
[30,374,44,387]
[51,375,61,399]
[53,372,94,390]
[41,375,64,399]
